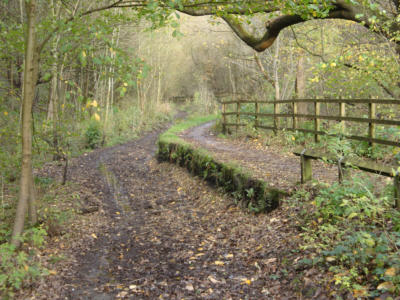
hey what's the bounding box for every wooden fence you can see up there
[221,99,400,148]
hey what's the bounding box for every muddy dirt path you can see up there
[60,129,168,299]
[41,118,325,299]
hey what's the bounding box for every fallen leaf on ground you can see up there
[185,283,194,291]
[241,279,252,285]
[208,276,219,284]
[385,267,396,277]
[265,258,277,264]
[377,281,395,291]
[214,260,224,266]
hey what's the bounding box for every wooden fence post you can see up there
[394,175,400,209]
[274,101,279,135]
[236,100,241,135]
[369,102,376,147]
[314,101,320,142]
[254,101,259,128]
[301,152,312,183]
[340,101,346,131]
[293,101,298,130]
[222,102,226,134]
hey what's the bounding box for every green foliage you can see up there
[0,107,21,182]
[84,121,102,149]
[0,227,48,298]
[283,121,315,146]
[324,123,354,159]
[291,177,400,297]
[39,205,72,238]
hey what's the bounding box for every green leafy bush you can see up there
[39,205,72,237]
[0,227,48,298]
[85,121,102,149]
[292,178,400,297]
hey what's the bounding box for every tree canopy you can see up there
[97,1,399,56]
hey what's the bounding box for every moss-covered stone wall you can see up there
[157,139,283,213]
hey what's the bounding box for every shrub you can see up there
[0,227,48,298]
[85,121,102,149]
[292,177,400,297]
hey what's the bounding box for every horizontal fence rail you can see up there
[221,99,400,105]
[221,98,400,147]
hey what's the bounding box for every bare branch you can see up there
[253,53,274,86]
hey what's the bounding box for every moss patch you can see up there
[157,115,283,213]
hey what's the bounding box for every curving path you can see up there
[33,117,341,300]
[181,121,338,193]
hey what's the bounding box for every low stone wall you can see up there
[157,139,283,213]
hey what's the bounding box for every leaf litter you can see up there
[23,118,360,299]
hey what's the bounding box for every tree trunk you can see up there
[28,171,37,225]
[295,52,307,114]
[49,1,62,160]
[228,62,236,95]
[49,38,61,160]
[156,43,162,104]
[18,0,25,128]
[273,36,280,101]
[12,0,38,247]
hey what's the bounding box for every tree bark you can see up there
[273,37,280,101]
[12,0,38,247]
[49,38,61,160]
[48,0,62,160]
[295,52,307,114]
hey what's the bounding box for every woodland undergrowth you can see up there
[288,177,400,298]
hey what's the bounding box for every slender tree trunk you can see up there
[49,0,62,160]
[273,36,280,101]
[12,0,38,246]
[295,52,307,114]
[18,0,25,127]
[105,27,117,129]
[28,172,37,225]
[51,59,60,160]
[228,63,236,95]
[9,60,15,97]
[48,38,61,159]
[138,80,144,113]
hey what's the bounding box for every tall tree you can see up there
[12,0,38,246]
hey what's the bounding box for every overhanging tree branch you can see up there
[221,5,372,52]
[38,0,126,53]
